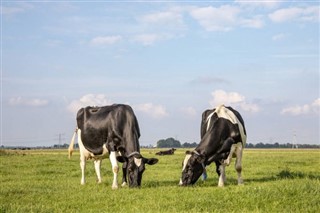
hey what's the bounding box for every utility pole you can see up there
[55,133,65,148]
[292,131,297,149]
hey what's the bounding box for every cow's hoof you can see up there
[121,182,127,187]
[237,178,244,185]
[218,182,225,187]
[112,185,118,190]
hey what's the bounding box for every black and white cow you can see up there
[155,148,176,155]
[179,105,246,187]
[68,104,158,189]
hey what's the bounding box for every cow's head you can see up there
[117,152,158,187]
[179,150,205,186]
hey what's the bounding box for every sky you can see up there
[1,0,319,147]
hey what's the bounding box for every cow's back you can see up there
[76,104,140,155]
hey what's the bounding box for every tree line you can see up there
[156,138,198,148]
[156,138,319,149]
[2,140,319,150]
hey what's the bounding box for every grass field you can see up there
[1,148,319,212]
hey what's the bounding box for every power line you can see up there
[54,133,66,147]
[292,131,298,149]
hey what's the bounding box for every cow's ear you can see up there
[144,157,159,165]
[186,150,192,155]
[116,156,127,163]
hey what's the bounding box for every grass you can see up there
[0,148,319,212]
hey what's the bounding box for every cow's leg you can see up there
[235,145,244,185]
[80,155,86,185]
[218,164,226,187]
[121,161,128,187]
[224,142,236,166]
[215,161,221,176]
[94,159,102,183]
[78,131,86,185]
[109,151,119,189]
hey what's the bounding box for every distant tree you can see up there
[244,142,320,149]
[156,138,181,148]
[245,143,254,148]
[182,142,198,148]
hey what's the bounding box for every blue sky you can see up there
[1,1,319,147]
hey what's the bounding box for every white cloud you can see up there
[67,95,168,119]
[272,33,287,41]
[134,103,168,119]
[9,97,49,107]
[1,3,34,16]
[189,5,264,31]
[281,98,320,116]
[132,33,173,46]
[209,90,260,113]
[240,15,264,28]
[235,0,282,9]
[190,5,240,32]
[269,6,319,23]
[90,35,122,46]
[67,94,112,114]
[140,10,184,27]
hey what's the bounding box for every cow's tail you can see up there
[68,127,78,159]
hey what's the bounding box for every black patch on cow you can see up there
[181,105,247,186]
[76,104,140,155]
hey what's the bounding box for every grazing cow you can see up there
[68,104,158,189]
[155,148,177,155]
[179,105,246,187]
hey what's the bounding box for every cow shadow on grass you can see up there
[246,168,320,184]
[141,168,320,188]
[198,169,320,187]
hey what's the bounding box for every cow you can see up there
[68,104,158,189]
[155,148,176,155]
[179,105,247,187]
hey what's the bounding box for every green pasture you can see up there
[1,148,319,213]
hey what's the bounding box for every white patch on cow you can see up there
[206,112,215,131]
[94,160,102,183]
[182,154,192,172]
[204,105,247,187]
[218,164,226,187]
[109,151,119,189]
[77,129,87,185]
[223,142,241,165]
[179,154,191,185]
[76,128,116,188]
[134,157,142,167]
[207,105,247,145]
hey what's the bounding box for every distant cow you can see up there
[156,148,176,155]
[68,104,158,189]
[180,105,247,187]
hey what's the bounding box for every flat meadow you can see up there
[1,148,319,213]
